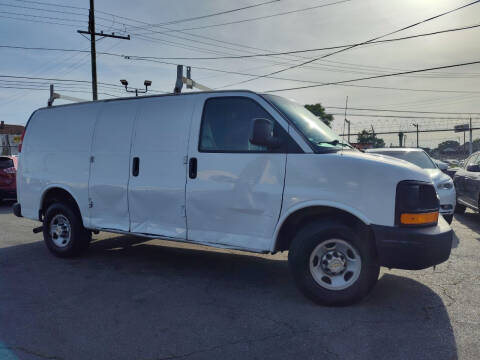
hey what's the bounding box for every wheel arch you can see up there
[39,185,83,223]
[272,203,373,253]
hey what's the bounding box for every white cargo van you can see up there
[14,91,452,305]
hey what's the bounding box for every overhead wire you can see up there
[137,0,351,34]
[129,0,281,30]
[220,0,480,88]
[325,106,480,115]
[265,60,480,93]
[128,23,480,60]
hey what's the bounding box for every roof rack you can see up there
[174,65,212,94]
[47,84,87,107]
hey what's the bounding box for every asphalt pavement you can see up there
[0,200,479,360]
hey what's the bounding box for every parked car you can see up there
[432,158,448,171]
[0,155,18,203]
[453,151,480,214]
[366,148,455,223]
[14,91,452,305]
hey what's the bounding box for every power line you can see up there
[326,106,480,115]
[5,43,475,96]
[0,84,117,97]
[0,74,120,86]
[266,60,480,93]
[0,13,81,27]
[135,0,351,34]
[16,0,470,82]
[333,83,480,94]
[128,23,480,60]
[329,113,480,120]
[10,0,86,11]
[125,56,480,95]
[0,74,169,93]
[0,2,87,17]
[0,10,85,24]
[130,0,280,30]
[223,0,480,87]
[0,0,316,74]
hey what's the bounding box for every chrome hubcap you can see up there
[321,250,347,275]
[49,214,71,248]
[309,239,361,291]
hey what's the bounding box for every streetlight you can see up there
[411,123,419,148]
[120,79,152,96]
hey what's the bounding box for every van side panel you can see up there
[128,96,195,238]
[88,101,138,231]
[19,104,100,221]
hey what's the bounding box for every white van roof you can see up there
[36,89,260,112]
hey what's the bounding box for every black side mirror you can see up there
[467,164,480,172]
[249,118,282,149]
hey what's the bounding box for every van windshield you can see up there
[263,94,352,152]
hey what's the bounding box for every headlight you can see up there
[437,180,453,190]
[395,181,439,226]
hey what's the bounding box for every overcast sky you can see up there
[1,0,479,148]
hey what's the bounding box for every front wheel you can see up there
[288,220,379,306]
[43,202,91,257]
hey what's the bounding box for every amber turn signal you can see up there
[400,211,439,225]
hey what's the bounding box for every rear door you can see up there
[88,100,138,231]
[128,96,196,239]
[185,94,294,252]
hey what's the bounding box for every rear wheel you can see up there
[288,219,379,306]
[43,202,91,257]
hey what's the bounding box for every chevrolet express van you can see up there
[13,91,453,305]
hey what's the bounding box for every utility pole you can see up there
[78,0,130,100]
[344,96,350,143]
[345,119,351,143]
[411,123,419,148]
[469,116,473,155]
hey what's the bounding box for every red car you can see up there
[0,155,18,202]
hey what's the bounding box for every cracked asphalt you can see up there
[0,200,479,360]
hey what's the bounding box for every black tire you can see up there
[443,214,453,224]
[43,202,91,258]
[454,203,466,214]
[288,219,379,306]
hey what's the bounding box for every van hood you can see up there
[340,150,432,183]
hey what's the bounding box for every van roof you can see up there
[36,89,260,112]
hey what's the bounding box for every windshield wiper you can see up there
[316,140,352,148]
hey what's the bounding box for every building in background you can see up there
[0,121,24,155]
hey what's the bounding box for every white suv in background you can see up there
[366,148,455,223]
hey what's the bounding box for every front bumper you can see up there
[371,216,452,270]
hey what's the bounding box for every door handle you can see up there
[132,157,140,177]
[189,157,197,179]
